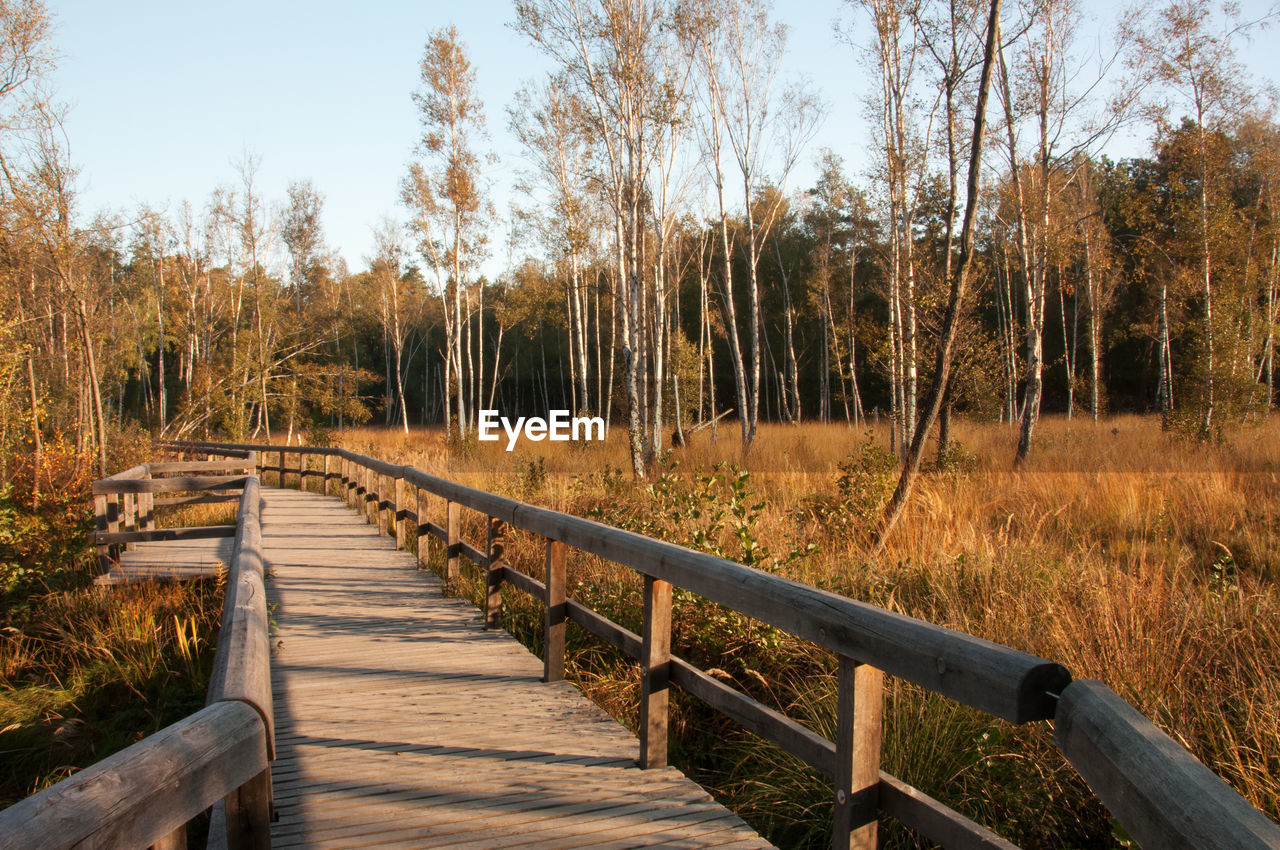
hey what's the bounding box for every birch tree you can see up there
[875,0,1002,549]
[1122,0,1272,434]
[688,0,819,447]
[516,0,682,477]
[406,25,490,439]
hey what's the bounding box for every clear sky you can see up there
[50,1,1279,277]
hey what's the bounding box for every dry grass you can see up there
[0,438,227,809]
[333,415,1280,847]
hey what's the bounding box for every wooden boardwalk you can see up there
[99,537,234,584]
[259,487,771,849]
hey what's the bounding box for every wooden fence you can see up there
[170,440,1280,850]
[3,441,1277,849]
[0,456,272,850]
[89,454,256,572]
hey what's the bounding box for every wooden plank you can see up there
[94,525,236,545]
[0,700,266,850]
[486,517,504,629]
[150,822,185,850]
[365,467,378,525]
[153,493,242,507]
[1053,679,1280,850]
[257,486,767,849]
[544,539,567,683]
[513,503,1068,724]
[416,488,429,569]
[94,493,110,572]
[394,476,406,549]
[446,501,460,587]
[147,460,254,475]
[669,656,835,778]
[93,475,251,495]
[421,521,449,543]
[457,539,490,568]
[567,599,642,659]
[640,575,672,769]
[500,564,545,599]
[207,478,273,755]
[833,658,882,849]
[877,773,1018,850]
[223,768,271,850]
[376,449,1073,723]
[123,491,137,538]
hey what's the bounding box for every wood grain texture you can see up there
[260,487,771,849]
[0,700,266,850]
[1054,679,1280,850]
[98,537,234,584]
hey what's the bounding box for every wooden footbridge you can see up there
[2,443,1278,850]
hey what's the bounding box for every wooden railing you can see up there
[89,453,257,573]
[169,440,1280,850]
[0,457,273,850]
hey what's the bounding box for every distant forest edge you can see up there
[3,0,1279,483]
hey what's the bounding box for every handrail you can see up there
[0,455,273,850]
[169,438,1280,850]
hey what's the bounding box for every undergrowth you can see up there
[0,435,224,809]
[343,416,1280,849]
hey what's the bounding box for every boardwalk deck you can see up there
[98,537,234,584]
[260,487,771,849]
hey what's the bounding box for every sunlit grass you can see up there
[335,415,1279,847]
[0,439,225,809]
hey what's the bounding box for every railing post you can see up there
[486,517,505,629]
[298,451,306,491]
[94,494,110,573]
[640,575,672,769]
[393,475,405,547]
[365,467,376,525]
[322,453,331,497]
[543,539,567,683]
[149,822,184,850]
[378,473,390,534]
[141,490,154,532]
[416,488,430,569]
[223,767,272,850]
[445,501,460,590]
[833,656,883,850]
[139,469,155,532]
[122,491,137,550]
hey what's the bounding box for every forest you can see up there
[2,0,1278,490]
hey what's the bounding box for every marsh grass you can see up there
[0,437,226,808]
[339,415,1280,847]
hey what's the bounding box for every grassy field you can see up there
[0,438,226,809]
[332,414,1280,848]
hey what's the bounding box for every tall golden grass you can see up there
[0,441,228,809]
[334,415,1279,847]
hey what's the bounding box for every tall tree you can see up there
[516,0,685,477]
[689,0,819,446]
[1122,0,1272,434]
[405,25,490,439]
[875,0,1002,549]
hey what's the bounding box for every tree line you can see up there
[2,0,1278,498]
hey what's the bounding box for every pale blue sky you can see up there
[50,1,1278,276]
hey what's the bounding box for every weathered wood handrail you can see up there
[0,701,266,850]
[91,458,255,572]
[168,440,1280,850]
[0,457,272,850]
